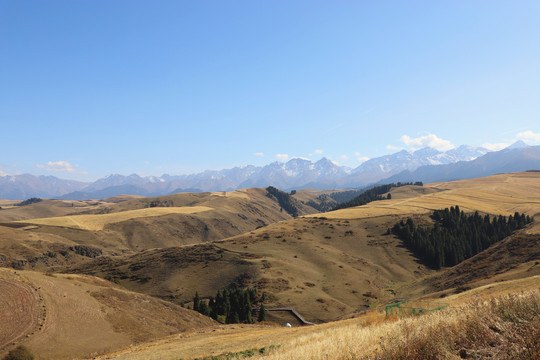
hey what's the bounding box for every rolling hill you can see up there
[63,172,540,324]
[0,188,327,270]
[0,268,215,360]
[1,171,539,360]
[93,276,540,360]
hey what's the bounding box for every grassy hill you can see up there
[0,198,108,222]
[1,173,539,359]
[0,188,326,266]
[93,277,540,360]
[65,172,540,323]
[407,222,540,298]
[0,268,215,360]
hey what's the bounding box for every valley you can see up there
[0,172,539,359]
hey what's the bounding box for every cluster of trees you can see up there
[332,182,422,211]
[327,189,364,204]
[266,186,299,217]
[391,206,533,269]
[16,197,42,206]
[306,194,336,212]
[192,287,266,324]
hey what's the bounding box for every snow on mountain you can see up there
[83,173,166,191]
[1,144,501,200]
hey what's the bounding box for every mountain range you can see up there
[1,141,538,200]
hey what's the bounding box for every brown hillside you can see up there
[0,225,97,272]
[0,199,108,222]
[67,214,433,323]
[0,268,215,360]
[3,188,321,255]
[409,223,540,297]
[66,172,540,323]
[96,278,540,360]
[316,171,540,220]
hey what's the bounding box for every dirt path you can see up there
[0,274,41,350]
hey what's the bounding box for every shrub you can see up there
[3,345,34,360]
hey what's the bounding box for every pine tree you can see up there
[258,303,266,322]
[193,292,200,312]
[392,208,530,269]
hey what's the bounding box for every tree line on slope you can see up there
[191,286,266,324]
[15,197,43,206]
[266,186,299,217]
[332,182,422,211]
[390,206,533,269]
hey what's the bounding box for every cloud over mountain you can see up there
[400,134,455,152]
[36,161,87,174]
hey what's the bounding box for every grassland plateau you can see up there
[0,172,538,359]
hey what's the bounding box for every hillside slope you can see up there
[96,277,540,360]
[66,172,540,323]
[0,268,215,360]
[0,188,323,263]
[411,223,540,297]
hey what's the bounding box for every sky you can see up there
[1,1,540,181]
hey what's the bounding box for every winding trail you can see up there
[264,308,316,325]
[0,275,41,350]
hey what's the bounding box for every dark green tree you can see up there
[258,303,266,322]
[193,291,200,312]
[391,208,532,269]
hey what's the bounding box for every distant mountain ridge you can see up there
[380,143,540,185]
[0,174,87,200]
[2,143,538,200]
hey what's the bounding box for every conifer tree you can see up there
[193,292,200,312]
[258,303,266,322]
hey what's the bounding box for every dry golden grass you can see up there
[96,278,539,360]
[443,275,540,306]
[14,206,213,231]
[65,173,540,324]
[309,172,540,220]
[1,187,319,254]
[248,288,540,360]
[0,199,110,222]
[0,268,215,360]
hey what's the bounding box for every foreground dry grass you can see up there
[98,277,539,360]
[250,290,539,360]
[0,268,216,360]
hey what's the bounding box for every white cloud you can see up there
[36,161,88,174]
[340,154,348,160]
[314,149,324,155]
[517,130,540,143]
[386,144,403,151]
[357,156,370,163]
[254,152,264,157]
[353,152,361,156]
[482,142,511,151]
[400,134,455,151]
[276,154,289,161]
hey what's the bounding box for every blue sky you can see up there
[1,1,539,181]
